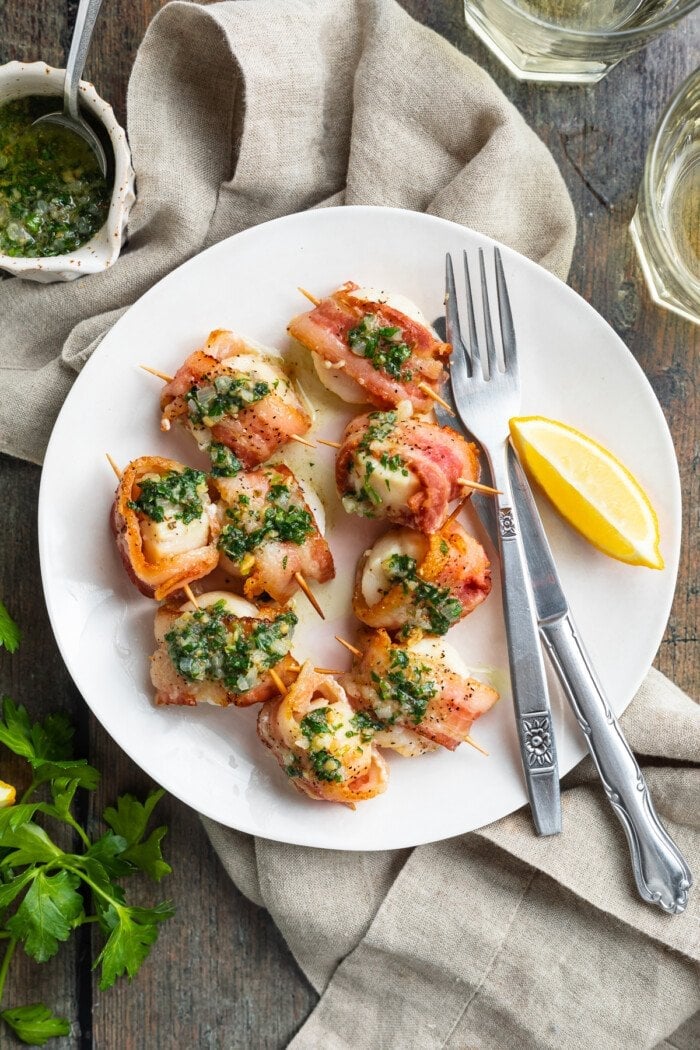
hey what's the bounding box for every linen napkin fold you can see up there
[205,669,700,1050]
[0,0,575,462]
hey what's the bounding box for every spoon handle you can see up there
[64,0,105,120]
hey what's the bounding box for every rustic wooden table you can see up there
[1,1,698,1046]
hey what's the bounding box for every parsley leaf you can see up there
[103,790,171,881]
[0,601,20,654]
[0,1003,70,1046]
[94,901,175,990]
[7,870,84,962]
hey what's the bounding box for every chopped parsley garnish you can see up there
[369,648,437,725]
[385,554,463,636]
[209,442,243,477]
[165,601,296,694]
[350,710,383,742]
[128,467,207,525]
[348,314,413,381]
[358,410,397,452]
[298,707,345,783]
[186,372,271,426]
[218,477,314,564]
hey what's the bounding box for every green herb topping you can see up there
[128,467,207,525]
[358,411,397,452]
[165,601,296,694]
[385,554,463,636]
[209,443,243,478]
[370,648,437,725]
[348,314,413,381]
[0,96,111,258]
[0,693,174,1043]
[298,707,346,783]
[186,373,271,427]
[218,477,315,565]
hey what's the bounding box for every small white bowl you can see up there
[0,61,135,282]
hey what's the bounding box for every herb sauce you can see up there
[0,96,110,258]
[218,476,314,566]
[385,554,463,636]
[348,314,413,381]
[370,648,437,726]
[165,601,296,694]
[129,468,207,525]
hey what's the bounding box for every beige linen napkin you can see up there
[1,1,696,1046]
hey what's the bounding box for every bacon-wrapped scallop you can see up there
[354,521,491,638]
[257,663,389,805]
[214,465,334,604]
[150,591,298,707]
[288,282,451,413]
[160,329,311,468]
[111,456,220,601]
[342,630,498,753]
[336,410,480,533]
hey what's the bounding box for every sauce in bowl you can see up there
[0,95,111,258]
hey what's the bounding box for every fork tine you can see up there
[479,248,499,379]
[494,247,517,375]
[445,253,471,377]
[462,251,482,380]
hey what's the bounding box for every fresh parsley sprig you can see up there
[0,601,20,655]
[0,695,174,1046]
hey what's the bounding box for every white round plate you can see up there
[39,207,680,850]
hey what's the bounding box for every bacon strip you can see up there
[354,521,492,636]
[151,601,297,708]
[110,456,220,601]
[336,412,480,533]
[342,630,498,752]
[214,465,334,603]
[258,663,389,805]
[160,331,310,467]
[288,282,451,412]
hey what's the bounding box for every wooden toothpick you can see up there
[269,668,288,695]
[298,287,320,306]
[294,572,325,619]
[465,735,489,757]
[140,365,173,382]
[290,434,317,450]
[183,584,200,609]
[314,667,345,675]
[106,453,122,480]
[335,635,362,658]
[417,382,455,415]
[316,438,342,449]
[457,477,502,496]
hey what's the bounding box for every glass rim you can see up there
[642,67,700,293]
[487,0,700,41]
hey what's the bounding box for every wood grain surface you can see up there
[0,1,698,1046]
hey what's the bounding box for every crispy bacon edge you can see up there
[159,330,311,468]
[336,413,480,533]
[110,456,220,602]
[257,662,389,806]
[213,465,335,604]
[342,630,499,752]
[288,282,451,412]
[353,520,492,636]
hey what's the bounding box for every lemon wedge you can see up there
[509,416,664,570]
[0,779,16,808]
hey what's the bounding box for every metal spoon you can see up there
[33,0,108,177]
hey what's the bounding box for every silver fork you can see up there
[445,247,561,836]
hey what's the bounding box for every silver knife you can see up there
[508,447,692,914]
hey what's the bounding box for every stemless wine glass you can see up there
[630,69,700,325]
[463,0,700,83]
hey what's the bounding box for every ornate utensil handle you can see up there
[540,615,692,913]
[488,445,561,837]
